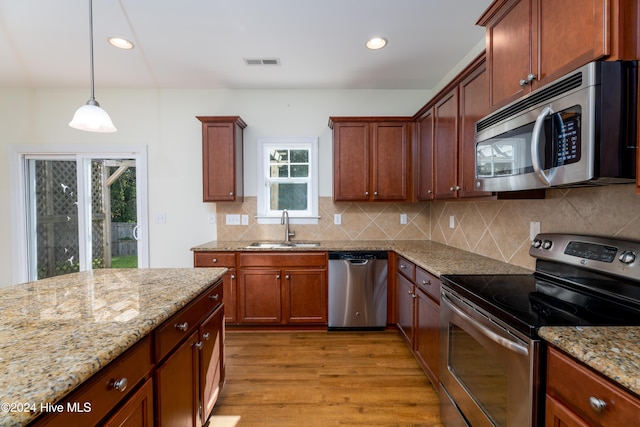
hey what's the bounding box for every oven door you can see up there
[439,286,541,427]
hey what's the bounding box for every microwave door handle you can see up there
[531,106,553,186]
[442,292,529,357]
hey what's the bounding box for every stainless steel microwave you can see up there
[474,61,637,192]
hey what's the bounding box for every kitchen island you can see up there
[0,268,226,426]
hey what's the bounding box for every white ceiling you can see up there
[0,0,492,90]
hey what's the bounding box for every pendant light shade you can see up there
[69,0,116,133]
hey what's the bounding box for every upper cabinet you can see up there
[329,117,413,202]
[478,0,640,111]
[197,116,247,202]
[415,54,492,201]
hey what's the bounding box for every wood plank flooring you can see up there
[208,330,443,427]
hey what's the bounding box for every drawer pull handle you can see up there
[422,280,431,286]
[209,294,220,301]
[175,322,189,332]
[203,332,211,340]
[589,396,606,413]
[112,378,128,393]
[195,341,203,350]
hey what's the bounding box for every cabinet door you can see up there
[536,0,609,87]
[433,88,459,199]
[333,122,369,201]
[238,269,282,323]
[222,269,237,324]
[284,269,327,324]
[416,109,435,201]
[485,0,534,110]
[156,331,198,427]
[104,378,154,427]
[371,122,408,200]
[414,287,439,387]
[199,304,224,424]
[545,395,591,427]
[458,59,492,198]
[202,122,238,202]
[396,273,415,345]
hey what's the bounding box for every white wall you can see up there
[0,87,430,286]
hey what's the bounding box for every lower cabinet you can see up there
[31,280,225,427]
[237,252,327,326]
[545,346,640,427]
[395,255,441,388]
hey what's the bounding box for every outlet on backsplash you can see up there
[449,215,455,229]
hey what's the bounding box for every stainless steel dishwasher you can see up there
[328,251,388,330]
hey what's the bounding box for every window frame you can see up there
[256,137,319,225]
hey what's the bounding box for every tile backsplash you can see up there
[216,184,640,270]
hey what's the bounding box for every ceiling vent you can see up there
[244,58,281,66]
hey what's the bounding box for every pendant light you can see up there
[69,0,117,133]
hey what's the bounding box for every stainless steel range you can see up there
[439,233,640,427]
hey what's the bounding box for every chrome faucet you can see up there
[281,209,295,242]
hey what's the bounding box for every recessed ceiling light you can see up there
[108,37,134,50]
[366,37,388,50]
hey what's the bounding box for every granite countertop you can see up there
[539,326,640,397]
[0,268,226,427]
[190,239,532,276]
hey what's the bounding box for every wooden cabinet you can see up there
[103,378,154,427]
[425,54,492,200]
[546,346,640,427]
[395,255,441,388]
[478,0,639,111]
[154,281,224,427]
[415,108,435,201]
[33,337,153,427]
[197,116,247,202]
[194,252,238,324]
[329,117,412,202]
[237,252,327,325]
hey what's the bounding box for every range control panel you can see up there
[530,233,639,281]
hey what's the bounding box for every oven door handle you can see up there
[442,292,529,357]
[531,106,553,186]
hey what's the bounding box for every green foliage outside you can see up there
[110,167,137,223]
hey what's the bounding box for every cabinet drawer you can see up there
[396,256,416,281]
[416,267,440,304]
[238,252,326,268]
[194,252,236,267]
[547,346,640,427]
[154,281,223,362]
[35,337,152,427]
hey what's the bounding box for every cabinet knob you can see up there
[365,191,369,196]
[111,378,128,392]
[407,289,413,295]
[455,186,461,191]
[422,280,431,286]
[427,190,433,194]
[589,396,607,413]
[519,78,528,87]
[229,192,234,196]
[175,322,189,332]
[527,73,537,82]
[195,341,203,350]
[276,274,281,279]
[230,274,236,280]
[203,332,211,341]
[209,294,220,301]
[212,258,218,263]
[450,186,455,192]
[285,275,290,279]
[400,264,406,269]
[374,191,378,196]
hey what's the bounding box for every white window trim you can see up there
[8,144,149,285]
[256,137,319,225]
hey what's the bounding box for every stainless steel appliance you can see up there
[328,251,388,329]
[440,233,640,426]
[474,61,637,192]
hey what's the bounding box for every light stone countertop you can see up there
[0,268,226,427]
[538,326,640,397]
[190,239,532,276]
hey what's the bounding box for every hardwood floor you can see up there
[209,330,443,427]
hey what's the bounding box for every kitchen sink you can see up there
[244,241,321,249]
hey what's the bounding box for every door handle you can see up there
[531,106,553,186]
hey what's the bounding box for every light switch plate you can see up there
[334,214,342,225]
[226,214,241,225]
[208,214,216,224]
[400,213,408,224]
[155,212,166,224]
[241,215,249,225]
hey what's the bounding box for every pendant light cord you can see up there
[88,0,97,104]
